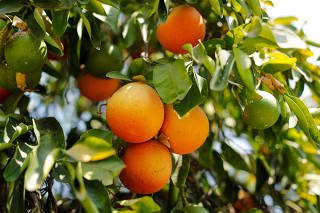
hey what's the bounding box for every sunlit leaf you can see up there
[66,129,115,162]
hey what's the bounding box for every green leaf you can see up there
[52,161,71,183]
[255,156,270,192]
[0,143,13,151]
[246,0,262,17]
[84,12,102,49]
[221,142,250,172]
[273,16,298,25]
[203,38,225,55]
[192,43,208,64]
[106,71,131,81]
[6,123,33,144]
[119,196,161,212]
[44,33,63,56]
[271,27,307,49]
[26,13,45,40]
[203,56,215,75]
[233,47,255,91]
[97,0,119,9]
[82,156,125,186]
[209,0,223,17]
[3,116,23,143]
[171,155,190,187]
[33,8,46,33]
[173,72,208,117]
[33,0,63,9]
[85,180,112,213]
[0,108,6,125]
[100,4,120,32]
[210,48,235,91]
[4,142,34,182]
[66,129,115,162]
[153,59,192,104]
[184,205,209,213]
[25,118,65,191]
[284,94,320,146]
[8,178,25,213]
[67,162,100,213]
[52,10,70,38]
[122,17,137,48]
[80,12,92,39]
[158,0,170,23]
[244,210,263,213]
[0,0,24,14]
[262,53,297,73]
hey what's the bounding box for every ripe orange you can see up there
[0,86,11,103]
[77,73,119,102]
[106,82,164,143]
[119,140,172,194]
[160,105,209,154]
[157,5,206,54]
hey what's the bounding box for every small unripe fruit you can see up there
[120,140,172,194]
[0,63,41,92]
[5,31,47,74]
[86,43,123,78]
[243,90,280,130]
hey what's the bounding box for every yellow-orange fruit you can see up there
[106,82,164,143]
[157,5,206,54]
[120,140,172,194]
[161,105,209,154]
[77,73,119,102]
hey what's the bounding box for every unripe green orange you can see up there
[4,31,47,74]
[0,63,41,92]
[243,90,280,129]
[119,140,172,194]
[86,43,123,78]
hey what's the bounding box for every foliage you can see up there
[0,0,320,212]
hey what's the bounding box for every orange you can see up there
[119,140,172,194]
[77,73,119,102]
[106,82,164,143]
[0,86,11,103]
[160,105,209,154]
[157,5,206,54]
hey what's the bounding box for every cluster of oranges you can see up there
[106,82,209,194]
[76,5,208,194]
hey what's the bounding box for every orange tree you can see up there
[1,0,320,212]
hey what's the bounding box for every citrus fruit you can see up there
[86,43,123,78]
[0,85,11,103]
[160,105,209,154]
[157,5,206,54]
[4,31,47,74]
[77,73,119,102]
[119,140,172,194]
[0,63,41,92]
[106,82,164,143]
[243,90,280,129]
